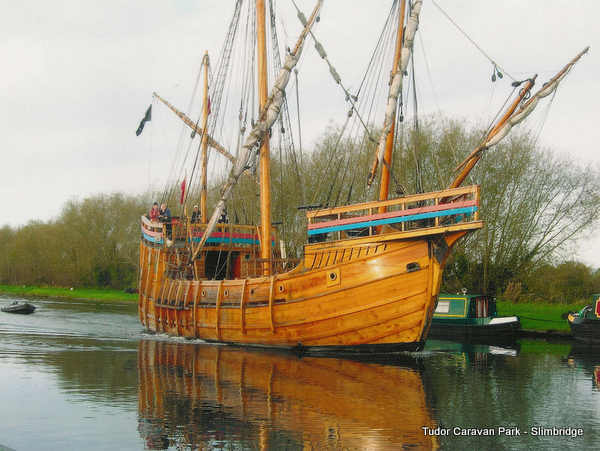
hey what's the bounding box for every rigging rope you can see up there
[431,0,517,82]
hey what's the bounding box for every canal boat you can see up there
[567,294,600,345]
[1,301,36,315]
[136,1,587,354]
[429,294,520,342]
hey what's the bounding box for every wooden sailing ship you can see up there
[137,0,588,354]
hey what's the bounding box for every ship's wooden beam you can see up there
[153,92,235,163]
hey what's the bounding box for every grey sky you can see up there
[1,0,598,265]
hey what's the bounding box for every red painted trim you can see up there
[191,231,274,241]
[308,199,478,230]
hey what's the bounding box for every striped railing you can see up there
[141,215,164,245]
[306,185,480,240]
[141,217,277,249]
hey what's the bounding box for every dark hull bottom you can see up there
[1,305,35,314]
[155,333,426,356]
[428,321,520,343]
[569,321,600,345]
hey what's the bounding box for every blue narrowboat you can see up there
[428,294,520,341]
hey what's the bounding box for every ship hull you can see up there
[139,229,474,354]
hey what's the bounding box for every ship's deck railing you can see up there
[141,216,278,251]
[306,185,480,243]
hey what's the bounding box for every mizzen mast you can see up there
[257,0,272,276]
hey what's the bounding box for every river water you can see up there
[0,294,599,450]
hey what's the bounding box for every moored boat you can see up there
[567,294,600,345]
[1,301,36,314]
[136,0,588,355]
[429,294,520,342]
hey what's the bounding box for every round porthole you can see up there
[201,290,206,297]
[224,289,229,297]
[250,288,255,295]
[278,285,284,292]
[329,272,337,281]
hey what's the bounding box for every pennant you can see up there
[207,96,211,115]
[136,104,152,136]
[180,176,186,205]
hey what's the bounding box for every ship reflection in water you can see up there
[137,339,438,450]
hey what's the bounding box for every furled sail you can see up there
[480,47,589,150]
[367,0,423,186]
[450,46,590,188]
[191,0,323,260]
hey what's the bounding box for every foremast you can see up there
[367,0,422,189]
[378,0,406,211]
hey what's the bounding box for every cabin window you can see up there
[406,262,420,273]
[435,300,450,313]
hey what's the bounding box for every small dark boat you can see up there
[428,294,520,342]
[567,295,600,345]
[1,301,36,314]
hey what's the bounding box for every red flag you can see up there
[207,96,211,116]
[180,177,186,205]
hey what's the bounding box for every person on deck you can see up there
[149,202,160,222]
[190,205,200,224]
[218,207,229,224]
[159,203,172,239]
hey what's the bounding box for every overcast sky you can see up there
[2,0,598,265]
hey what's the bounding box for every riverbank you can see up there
[0,284,136,303]
[497,300,585,333]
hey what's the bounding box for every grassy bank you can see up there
[497,300,586,332]
[0,284,137,303]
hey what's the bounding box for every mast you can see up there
[378,0,406,212]
[257,0,272,276]
[367,0,422,188]
[190,0,322,263]
[200,52,210,223]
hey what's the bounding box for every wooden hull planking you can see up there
[139,229,472,353]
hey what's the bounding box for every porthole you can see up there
[201,290,206,297]
[250,288,255,295]
[329,272,337,281]
[278,285,284,293]
[224,289,229,297]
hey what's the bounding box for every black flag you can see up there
[136,104,152,136]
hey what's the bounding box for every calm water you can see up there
[1,294,599,450]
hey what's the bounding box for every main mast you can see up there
[200,51,210,223]
[257,0,272,276]
[378,0,406,211]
